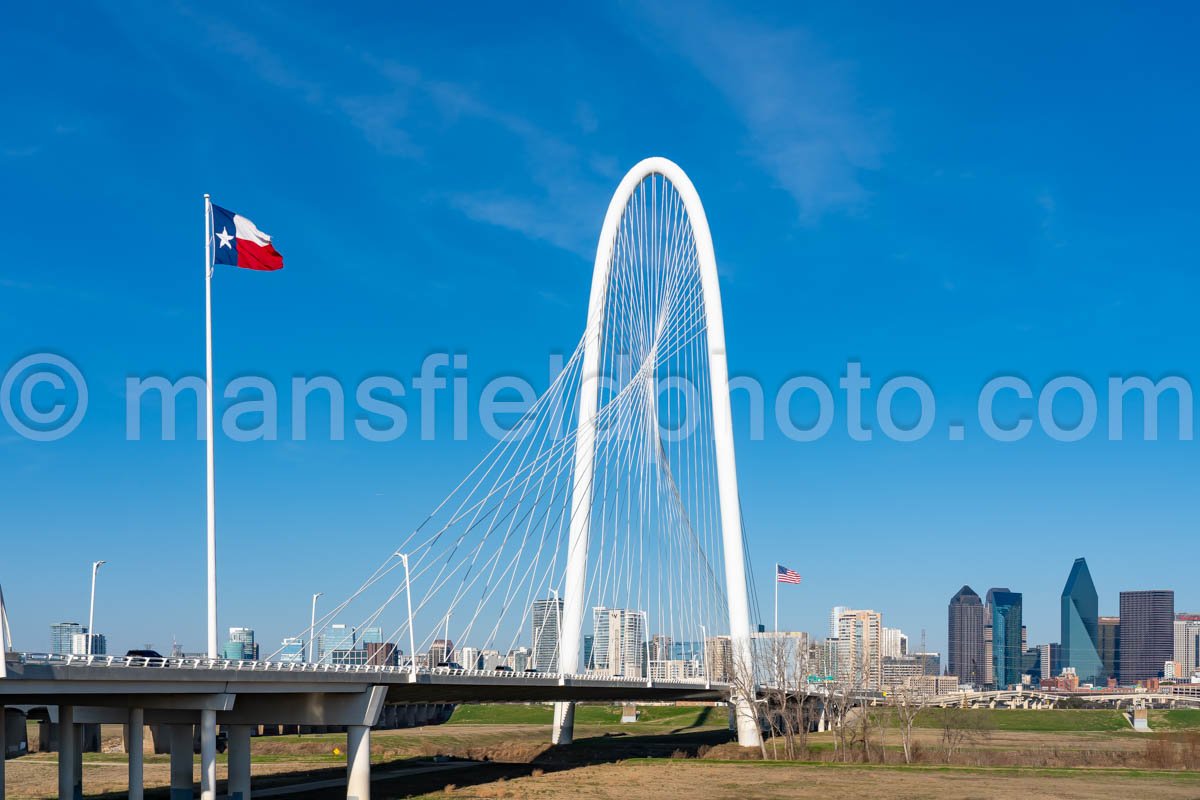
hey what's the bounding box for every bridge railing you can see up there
[12,652,723,687]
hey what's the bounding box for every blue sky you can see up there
[2,2,1198,658]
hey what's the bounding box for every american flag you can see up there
[776,564,802,584]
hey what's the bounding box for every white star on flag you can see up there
[216,227,233,249]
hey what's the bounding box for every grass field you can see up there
[5,704,1200,799]
[914,707,1132,731]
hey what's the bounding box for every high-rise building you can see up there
[365,641,398,667]
[317,623,355,663]
[459,646,481,670]
[947,586,986,686]
[480,649,503,670]
[1061,558,1104,684]
[590,607,647,678]
[649,634,674,662]
[530,597,563,672]
[881,627,908,658]
[360,627,383,645]
[987,588,1022,689]
[51,622,85,655]
[505,646,531,672]
[1098,616,1120,683]
[430,638,454,665]
[1173,614,1200,677]
[1119,590,1174,682]
[71,632,105,656]
[1038,643,1062,681]
[222,627,258,660]
[834,609,883,689]
[830,606,847,638]
[704,635,733,682]
[279,637,305,663]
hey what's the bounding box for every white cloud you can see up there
[628,2,884,219]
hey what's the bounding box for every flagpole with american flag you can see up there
[775,563,802,632]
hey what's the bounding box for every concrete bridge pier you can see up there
[227,725,253,800]
[169,724,194,800]
[126,708,144,800]
[57,705,80,800]
[346,725,370,800]
[1,707,5,800]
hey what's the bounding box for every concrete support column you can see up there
[346,725,370,800]
[227,725,252,800]
[58,705,80,800]
[169,724,194,800]
[127,708,144,800]
[199,709,216,800]
[1,707,6,800]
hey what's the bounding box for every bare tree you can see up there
[934,704,987,761]
[889,682,926,764]
[728,647,769,760]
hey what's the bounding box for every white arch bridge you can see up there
[1,158,767,799]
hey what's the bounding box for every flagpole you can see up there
[774,563,779,633]
[204,193,217,659]
[201,194,219,800]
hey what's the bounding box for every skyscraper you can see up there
[590,607,647,678]
[51,622,85,655]
[1061,558,1104,684]
[317,623,355,663]
[1098,616,1120,683]
[1173,614,1200,677]
[279,637,305,663]
[1119,590,1174,682]
[947,586,986,686]
[834,609,883,689]
[222,627,258,660]
[987,588,1022,689]
[530,597,563,672]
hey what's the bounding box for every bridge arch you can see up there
[554,157,759,747]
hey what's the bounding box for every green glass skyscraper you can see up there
[987,588,1023,689]
[1061,558,1104,684]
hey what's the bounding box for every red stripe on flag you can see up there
[236,238,284,271]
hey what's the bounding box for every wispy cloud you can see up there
[628,2,884,219]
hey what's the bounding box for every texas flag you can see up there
[211,204,284,271]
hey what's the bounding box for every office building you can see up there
[913,651,940,675]
[590,607,647,678]
[365,641,398,666]
[480,649,503,670]
[279,637,305,663]
[71,632,105,656]
[51,622,85,655]
[947,586,986,686]
[1061,558,1104,684]
[835,609,883,689]
[649,634,674,662]
[1098,616,1120,683]
[1038,643,1062,682]
[222,627,258,660]
[1174,614,1200,677]
[830,606,847,638]
[360,627,383,645]
[1119,590,1174,682]
[506,646,531,672]
[430,638,454,665]
[704,635,733,682]
[881,627,908,658]
[987,588,1023,689]
[882,656,923,689]
[459,646,481,670]
[530,597,563,672]
[317,623,355,663]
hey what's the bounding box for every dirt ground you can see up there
[4,720,1199,799]
[419,761,1200,800]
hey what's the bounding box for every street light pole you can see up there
[398,553,416,682]
[308,592,323,663]
[87,560,106,656]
